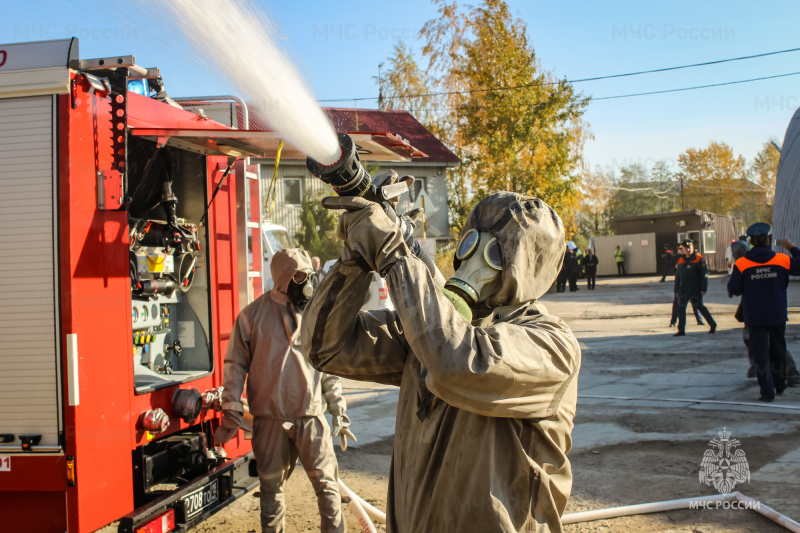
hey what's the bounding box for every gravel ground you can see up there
[194,274,800,532]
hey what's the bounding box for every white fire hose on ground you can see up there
[562,492,800,532]
[337,478,380,533]
[327,484,800,532]
[242,402,800,530]
[337,477,387,526]
[241,404,800,531]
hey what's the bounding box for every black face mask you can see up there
[286,277,314,309]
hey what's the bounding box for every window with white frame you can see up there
[283,177,303,206]
[677,231,701,247]
[703,230,716,254]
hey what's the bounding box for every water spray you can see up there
[146,0,448,286]
[151,0,340,165]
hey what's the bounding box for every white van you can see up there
[323,260,395,312]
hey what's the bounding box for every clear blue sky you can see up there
[4,0,799,176]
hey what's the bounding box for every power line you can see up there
[604,180,767,194]
[602,183,679,194]
[376,70,800,111]
[318,45,800,103]
[593,71,800,101]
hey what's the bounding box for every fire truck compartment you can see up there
[127,137,214,393]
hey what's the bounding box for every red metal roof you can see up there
[248,107,460,165]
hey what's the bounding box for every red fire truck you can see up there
[0,38,422,533]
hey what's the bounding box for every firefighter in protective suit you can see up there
[304,192,581,532]
[214,248,355,533]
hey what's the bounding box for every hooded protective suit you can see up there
[217,248,348,533]
[303,192,580,532]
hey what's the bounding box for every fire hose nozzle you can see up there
[307,133,376,201]
[307,133,446,287]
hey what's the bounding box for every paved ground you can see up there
[197,273,800,532]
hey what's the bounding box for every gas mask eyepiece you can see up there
[456,228,480,260]
[445,230,503,307]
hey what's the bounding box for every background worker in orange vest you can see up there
[674,239,716,336]
[728,223,800,402]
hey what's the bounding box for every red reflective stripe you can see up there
[735,253,790,272]
[677,254,702,264]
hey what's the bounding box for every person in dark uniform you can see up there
[556,249,569,292]
[674,239,716,336]
[659,243,677,282]
[576,250,586,279]
[728,223,800,401]
[585,249,599,290]
[669,294,705,327]
[567,247,579,292]
[664,242,704,325]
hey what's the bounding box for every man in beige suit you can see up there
[304,192,581,532]
[215,248,355,533]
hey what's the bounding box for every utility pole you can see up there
[377,62,384,109]
[679,175,685,211]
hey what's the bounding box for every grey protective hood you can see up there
[270,248,313,305]
[454,192,565,307]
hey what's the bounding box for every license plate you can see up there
[181,478,219,519]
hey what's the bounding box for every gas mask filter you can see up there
[286,270,314,309]
[445,229,503,311]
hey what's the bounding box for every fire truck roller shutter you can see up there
[0,95,62,452]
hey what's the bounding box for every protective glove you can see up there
[213,409,245,445]
[398,210,421,251]
[372,170,415,212]
[322,196,410,276]
[331,414,357,451]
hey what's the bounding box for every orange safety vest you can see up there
[734,253,791,272]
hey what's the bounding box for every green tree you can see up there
[455,1,589,232]
[611,163,651,217]
[752,139,780,204]
[651,160,674,183]
[380,42,439,129]
[650,159,680,213]
[605,161,682,219]
[576,167,615,238]
[294,194,341,263]
[381,0,589,234]
[678,141,747,215]
[619,163,648,183]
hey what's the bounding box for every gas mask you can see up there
[286,270,314,309]
[445,229,503,310]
